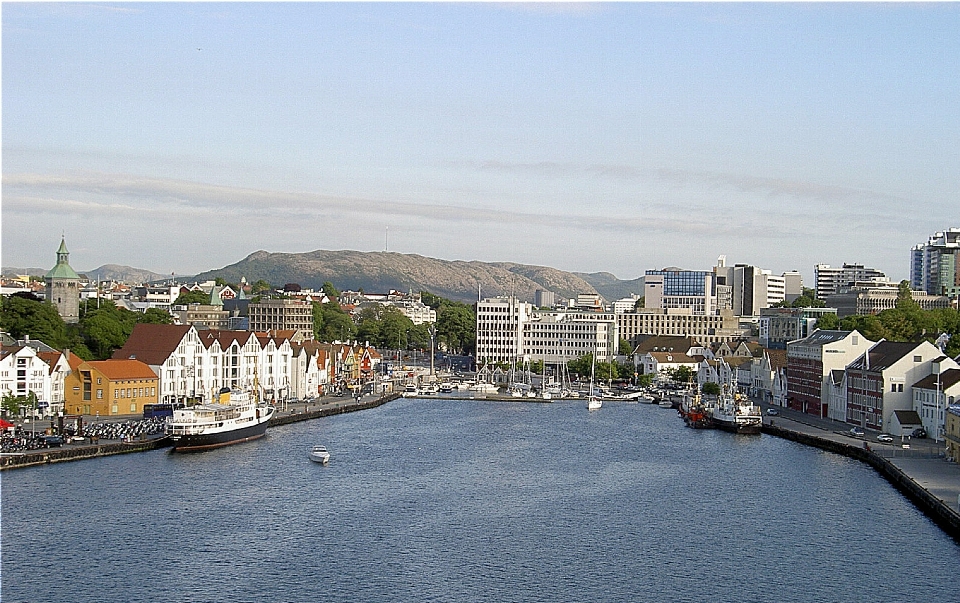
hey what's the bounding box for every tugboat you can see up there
[166,387,275,452]
[708,388,761,435]
[678,390,712,429]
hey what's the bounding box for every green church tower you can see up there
[45,237,81,324]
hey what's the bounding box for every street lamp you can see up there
[428,325,436,378]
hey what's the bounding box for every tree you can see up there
[173,290,210,305]
[0,294,68,348]
[815,313,840,330]
[251,279,273,294]
[2,391,37,417]
[634,297,645,311]
[322,281,339,298]
[140,308,173,324]
[701,382,721,396]
[840,314,887,342]
[78,300,141,359]
[667,365,695,386]
[618,337,633,356]
[567,353,594,379]
[316,302,356,342]
[420,291,442,311]
[435,302,476,355]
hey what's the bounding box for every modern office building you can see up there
[475,297,617,365]
[826,283,952,317]
[644,269,716,315]
[248,298,314,334]
[616,308,746,346]
[714,263,784,317]
[814,263,888,300]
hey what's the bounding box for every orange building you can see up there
[64,359,159,416]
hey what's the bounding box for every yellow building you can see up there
[64,358,159,416]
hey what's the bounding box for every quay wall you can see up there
[269,393,401,427]
[0,437,170,471]
[763,422,960,541]
[0,393,402,471]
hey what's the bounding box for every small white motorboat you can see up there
[309,445,330,464]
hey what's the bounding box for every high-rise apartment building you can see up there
[910,228,960,297]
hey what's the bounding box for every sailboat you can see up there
[587,353,602,411]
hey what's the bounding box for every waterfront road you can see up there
[760,402,960,513]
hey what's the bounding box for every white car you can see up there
[877,433,894,443]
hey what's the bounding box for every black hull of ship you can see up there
[712,419,761,435]
[169,419,271,452]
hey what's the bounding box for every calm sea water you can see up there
[3,398,959,603]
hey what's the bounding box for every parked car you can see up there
[766,408,779,416]
[911,428,927,438]
[849,427,865,437]
[877,433,894,443]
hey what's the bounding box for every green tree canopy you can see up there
[435,302,476,355]
[140,307,173,324]
[316,302,357,342]
[0,293,68,348]
[815,313,840,330]
[322,281,339,298]
[251,279,273,294]
[173,290,210,305]
[701,382,721,396]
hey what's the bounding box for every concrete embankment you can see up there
[0,393,402,471]
[269,393,400,427]
[764,422,960,541]
[0,437,171,471]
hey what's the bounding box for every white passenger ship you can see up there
[166,388,275,452]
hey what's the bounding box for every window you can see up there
[130,403,137,413]
[97,389,103,399]
[914,355,922,362]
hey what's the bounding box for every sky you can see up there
[3,2,959,285]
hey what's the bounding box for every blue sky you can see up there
[3,2,959,285]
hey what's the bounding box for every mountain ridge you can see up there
[4,251,643,303]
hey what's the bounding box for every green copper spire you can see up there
[209,285,224,307]
[45,237,81,280]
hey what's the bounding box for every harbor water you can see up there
[3,397,959,602]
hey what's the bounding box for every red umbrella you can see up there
[0,419,15,429]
